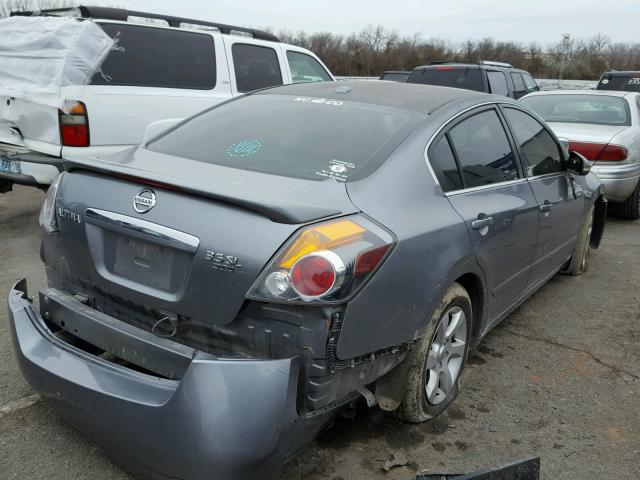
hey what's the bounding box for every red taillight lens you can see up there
[600,144,628,162]
[568,141,627,162]
[291,254,338,298]
[435,66,455,71]
[355,245,392,276]
[59,101,89,147]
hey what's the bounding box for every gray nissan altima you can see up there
[8,81,606,480]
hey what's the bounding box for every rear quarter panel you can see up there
[340,111,484,359]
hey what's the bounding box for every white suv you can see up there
[0,6,334,192]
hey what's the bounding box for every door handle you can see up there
[471,215,494,231]
[540,201,553,213]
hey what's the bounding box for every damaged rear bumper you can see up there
[7,279,332,480]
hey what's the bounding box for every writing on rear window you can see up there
[315,159,355,182]
[294,97,343,106]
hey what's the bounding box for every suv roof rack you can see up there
[10,5,281,43]
[426,60,514,68]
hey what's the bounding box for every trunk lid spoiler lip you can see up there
[63,151,355,225]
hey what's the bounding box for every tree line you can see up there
[273,26,640,80]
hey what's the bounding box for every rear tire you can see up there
[618,180,640,220]
[565,205,594,276]
[396,283,471,423]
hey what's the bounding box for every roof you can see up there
[524,90,637,98]
[257,81,484,114]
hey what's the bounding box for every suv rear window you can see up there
[407,67,484,92]
[148,94,416,182]
[597,73,640,92]
[92,23,216,90]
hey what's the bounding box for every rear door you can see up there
[222,37,286,94]
[67,21,231,158]
[510,73,527,99]
[437,106,539,321]
[501,106,583,285]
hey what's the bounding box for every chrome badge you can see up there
[133,188,156,214]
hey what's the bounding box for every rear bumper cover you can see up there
[592,162,640,202]
[7,279,331,480]
[0,149,62,188]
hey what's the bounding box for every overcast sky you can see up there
[105,0,640,45]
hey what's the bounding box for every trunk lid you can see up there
[547,122,628,145]
[57,154,357,326]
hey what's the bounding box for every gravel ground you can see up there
[1,185,638,480]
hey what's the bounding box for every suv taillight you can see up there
[59,101,89,147]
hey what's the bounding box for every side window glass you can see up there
[503,108,564,176]
[286,51,332,83]
[232,44,283,93]
[449,110,519,187]
[511,73,526,97]
[522,73,539,93]
[429,136,463,192]
[487,71,509,96]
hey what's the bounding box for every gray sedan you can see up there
[521,90,640,218]
[8,81,605,480]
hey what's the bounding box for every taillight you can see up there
[435,66,455,71]
[59,101,89,147]
[569,141,627,162]
[248,216,395,303]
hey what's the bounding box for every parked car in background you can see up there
[0,6,334,193]
[596,70,640,92]
[8,81,605,480]
[521,90,640,218]
[406,60,539,99]
[380,70,411,82]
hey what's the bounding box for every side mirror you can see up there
[567,151,592,176]
[142,118,184,145]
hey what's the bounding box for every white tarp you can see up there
[0,16,115,105]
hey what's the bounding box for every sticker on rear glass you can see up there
[601,79,609,84]
[628,78,640,85]
[294,97,343,106]
[315,159,355,182]
[227,139,262,157]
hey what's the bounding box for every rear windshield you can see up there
[520,94,631,126]
[597,74,640,92]
[91,23,216,90]
[407,67,484,92]
[148,94,416,182]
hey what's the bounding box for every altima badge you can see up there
[133,188,156,214]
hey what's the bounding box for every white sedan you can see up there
[521,90,640,219]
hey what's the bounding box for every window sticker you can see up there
[294,97,343,106]
[226,139,262,157]
[315,159,355,182]
[628,78,640,85]
[601,79,609,84]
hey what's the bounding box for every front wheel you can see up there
[396,283,472,423]
[564,205,594,276]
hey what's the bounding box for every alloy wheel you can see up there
[425,306,467,405]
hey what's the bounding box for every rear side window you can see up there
[448,110,519,187]
[503,108,564,176]
[148,94,416,182]
[286,51,332,83]
[487,71,509,96]
[522,73,539,93]
[429,136,463,192]
[407,67,484,92]
[232,44,283,93]
[511,73,526,97]
[92,24,216,89]
[598,74,640,92]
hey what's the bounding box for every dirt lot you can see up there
[1,186,638,480]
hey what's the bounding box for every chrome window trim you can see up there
[424,101,524,196]
[444,178,528,197]
[526,171,566,181]
[85,208,200,252]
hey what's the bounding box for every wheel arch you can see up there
[453,272,486,346]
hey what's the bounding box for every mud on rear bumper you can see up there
[7,279,333,480]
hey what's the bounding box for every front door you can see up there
[501,106,584,285]
[442,108,539,321]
